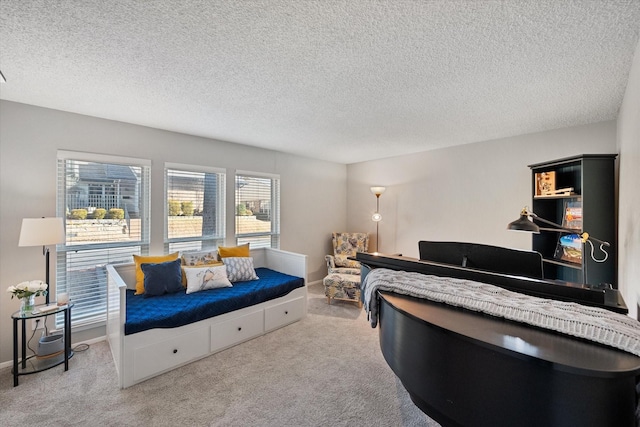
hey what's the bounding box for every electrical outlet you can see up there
[31,318,44,331]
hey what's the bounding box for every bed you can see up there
[106,247,308,389]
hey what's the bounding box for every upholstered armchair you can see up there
[323,232,369,306]
[325,232,369,275]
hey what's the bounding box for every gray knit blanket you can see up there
[362,268,640,357]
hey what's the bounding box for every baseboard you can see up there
[0,335,107,370]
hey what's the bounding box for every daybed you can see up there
[106,247,307,389]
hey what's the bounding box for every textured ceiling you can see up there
[1,1,639,164]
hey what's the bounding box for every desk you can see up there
[12,303,74,386]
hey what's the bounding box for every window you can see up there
[56,151,150,328]
[235,172,280,248]
[165,164,226,252]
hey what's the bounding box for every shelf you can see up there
[533,194,581,200]
[14,351,74,375]
[11,302,72,319]
[529,154,616,286]
[542,258,582,270]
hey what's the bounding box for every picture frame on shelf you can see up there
[554,234,582,264]
[535,171,556,196]
[562,201,582,230]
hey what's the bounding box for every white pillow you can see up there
[184,265,232,294]
[223,257,259,282]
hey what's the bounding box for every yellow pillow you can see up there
[218,243,250,259]
[133,252,180,295]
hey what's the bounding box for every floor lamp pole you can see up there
[376,196,380,251]
[44,246,51,305]
[370,187,385,252]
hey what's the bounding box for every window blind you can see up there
[235,172,280,248]
[164,164,225,252]
[56,151,150,328]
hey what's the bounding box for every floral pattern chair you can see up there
[325,232,369,275]
[323,232,369,306]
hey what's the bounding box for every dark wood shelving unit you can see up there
[529,154,617,287]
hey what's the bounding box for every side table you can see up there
[11,302,74,386]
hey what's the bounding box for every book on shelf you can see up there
[554,234,582,264]
[563,201,582,230]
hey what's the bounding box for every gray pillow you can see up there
[223,257,259,282]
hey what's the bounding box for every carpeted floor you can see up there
[0,283,440,426]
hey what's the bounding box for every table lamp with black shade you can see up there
[18,217,65,305]
[507,206,610,286]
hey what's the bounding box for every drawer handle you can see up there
[238,327,242,331]
[173,349,178,354]
[285,311,288,315]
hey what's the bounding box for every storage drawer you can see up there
[211,309,264,352]
[265,296,304,331]
[133,327,209,381]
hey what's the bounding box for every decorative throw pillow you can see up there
[218,243,250,259]
[141,259,184,297]
[334,254,361,269]
[181,250,221,267]
[184,265,233,294]
[133,252,180,295]
[181,250,223,286]
[223,257,259,282]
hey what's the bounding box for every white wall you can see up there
[0,101,347,364]
[617,38,640,320]
[347,121,618,259]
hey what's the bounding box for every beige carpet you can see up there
[0,283,439,426]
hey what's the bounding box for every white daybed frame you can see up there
[106,247,308,389]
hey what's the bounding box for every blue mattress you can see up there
[125,267,304,335]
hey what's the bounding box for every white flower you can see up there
[7,280,48,299]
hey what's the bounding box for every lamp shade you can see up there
[370,186,386,196]
[507,213,540,233]
[19,217,65,246]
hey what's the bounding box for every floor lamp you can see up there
[370,186,386,252]
[19,217,65,305]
